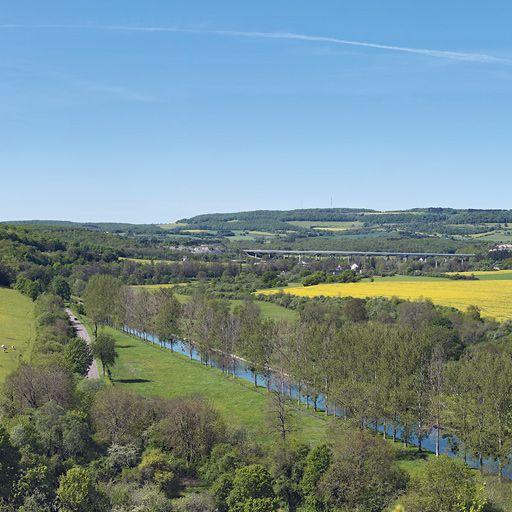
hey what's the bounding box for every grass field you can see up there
[133,286,298,321]
[134,283,186,290]
[120,257,174,265]
[0,288,35,382]
[287,220,363,231]
[453,270,512,281]
[260,275,512,320]
[103,325,325,445]
[158,222,188,229]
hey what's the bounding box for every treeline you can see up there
[30,293,93,376]
[85,275,512,481]
[259,233,480,254]
[180,207,512,232]
[0,225,234,299]
[0,275,506,510]
[1,362,487,512]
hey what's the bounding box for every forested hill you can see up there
[2,220,163,234]
[178,207,512,232]
[5,207,512,254]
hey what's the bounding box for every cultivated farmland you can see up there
[260,273,512,320]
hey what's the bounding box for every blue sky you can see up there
[1,1,511,222]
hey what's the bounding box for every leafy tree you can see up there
[56,467,101,512]
[138,448,181,497]
[63,337,93,376]
[0,423,20,502]
[107,443,139,473]
[91,332,117,376]
[15,464,53,509]
[319,429,407,512]
[51,276,71,301]
[226,465,277,512]
[343,297,368,322]
[399,456,487,512]
[211,473,234,512]
[200,443,245,484]
[153,291,182,350]
[271,443,309,512]
[172,493,215,511]
[300,444,331,510]
[62,410,90,459]
[83,275,122,336]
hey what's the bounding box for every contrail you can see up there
[0,24,507,64]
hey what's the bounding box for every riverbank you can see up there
[81,316,512,510]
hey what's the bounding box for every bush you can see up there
[399,456,487,512]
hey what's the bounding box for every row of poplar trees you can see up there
[84,275,512,480]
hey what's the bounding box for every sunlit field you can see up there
[134,283,183,289]
[452,269,512,280]
[260,273,512,320]
[0,288,35,381]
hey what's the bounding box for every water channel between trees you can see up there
[122,326,509,478]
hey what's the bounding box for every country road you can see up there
[65,308,99,379]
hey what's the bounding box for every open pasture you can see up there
[119,257,175,265]
[288,220,363,231]
[260,277,512,320]
[452,269,512,280]
[105,325,325,445]
[0,288,35,382]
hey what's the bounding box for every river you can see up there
[122,326,507,478]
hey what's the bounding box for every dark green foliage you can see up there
[51,276,71,301]
[0,424,20,502]
[63,338,93,376]
[91,332,117,376]
[271,443,309,512]
[300,444,332,510]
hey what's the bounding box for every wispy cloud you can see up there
[0,62,157,104]
[74,79,157,102]
[0,24,508,64]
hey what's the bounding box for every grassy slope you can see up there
[0,288,35,382]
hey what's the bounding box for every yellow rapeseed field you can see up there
[260,276,512,321]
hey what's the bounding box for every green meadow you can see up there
[0,288,35,382]
[102,325,325,445]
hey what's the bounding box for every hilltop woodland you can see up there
[2,217,512,510]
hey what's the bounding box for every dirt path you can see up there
[65,308,99,379]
